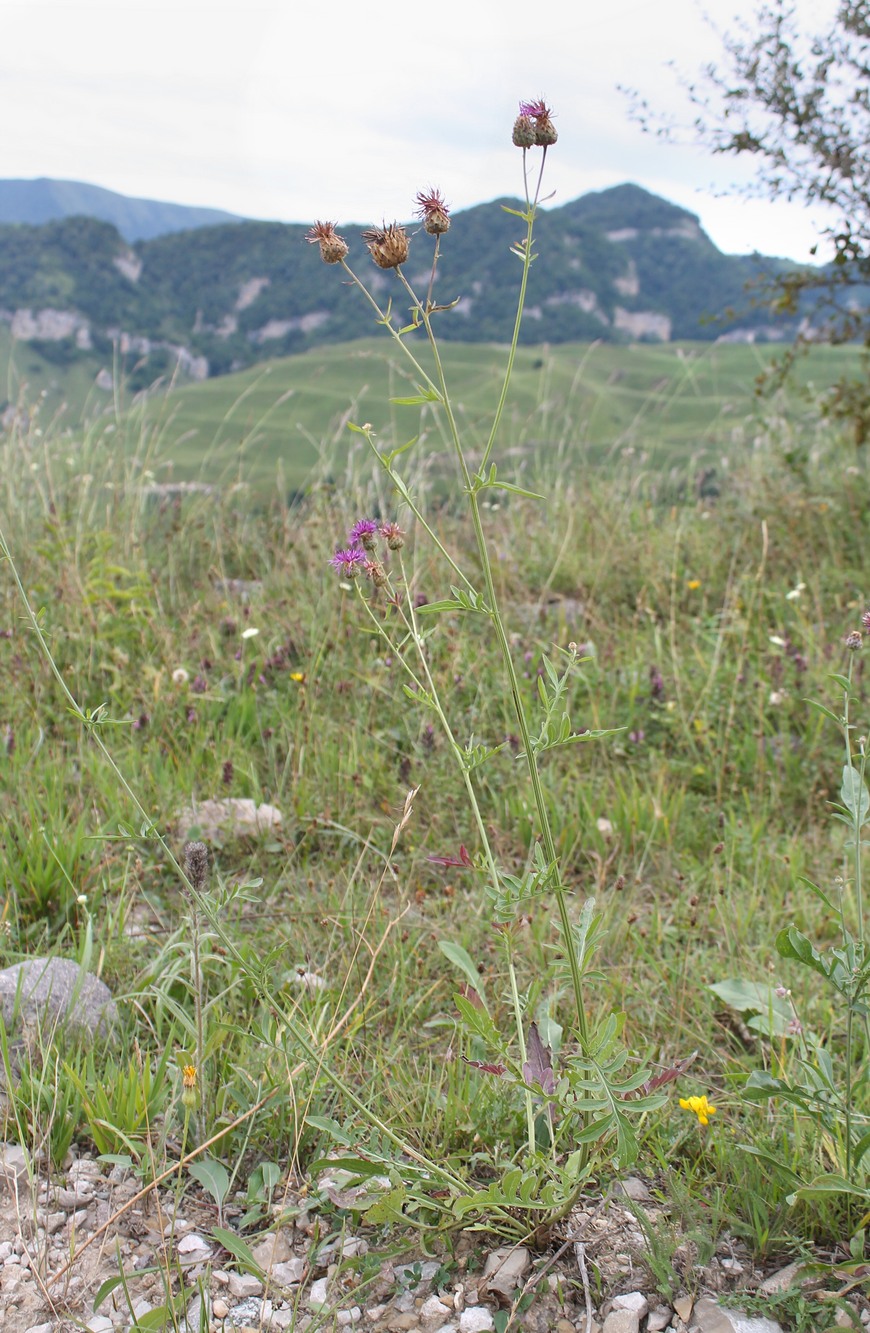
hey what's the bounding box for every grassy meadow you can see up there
[1,327,870,1323]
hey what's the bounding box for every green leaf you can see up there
[827,672,855,694]
[841,764,870,827]
[787,1175,870,1207]
[136,1310,175,1331]
[796,874,839,914]
[188,1158,230,1207]
[776,926,845,987]
[708,979,793,1036]
[438,940,486,1003]
[305,1115,352,1145]
[455,993,501,1047]
[804,698,844,728]
[211,1227,264,1275]
[363,1184,407,1225]
[389,386,440,406]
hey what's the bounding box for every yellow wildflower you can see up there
[686,579,701,591]
[181,1064,198,1110]
[680,1094,716,1126]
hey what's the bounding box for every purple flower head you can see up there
[349,518,379,552]
[330,545,367,577]
[519,99,548,118]
[862,609,870,633]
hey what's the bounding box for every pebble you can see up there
[692,1296,785,1333]
[86,1317,114,1333]
[272,1258,305,1286]
[612,1293,649,1318]
[213,1298,229,1319]
[481,1246,530,1299]
[458,1309,494,1333]
[602,1313,644,1333]
[420,1296,452,1320]
[647,1308,672,1332]
[24,1324,54,1333]
[228,1272,263,1299]
[250,1231,293,1268]
[309,1276,330,1311]
[758,1262,805,1295]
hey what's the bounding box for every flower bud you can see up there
[512,115,536,148]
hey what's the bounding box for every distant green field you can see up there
[132,339,865,492]
[3,335,864,492]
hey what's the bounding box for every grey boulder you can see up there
[0,957,117,1036]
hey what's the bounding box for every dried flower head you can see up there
[349,518,379,552]
[329,546,367,578]
[306,220,349,264]
[846,630,863,651]
[184,841,209,892]
[380,521,405,550]
[415,188,450,235]
[517,98,558,147]
[363,559,389,588]
[362,223,409,269]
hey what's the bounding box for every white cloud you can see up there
[0,0,845,260]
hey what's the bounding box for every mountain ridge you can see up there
[0,181,798,392]
[0,177,242,242]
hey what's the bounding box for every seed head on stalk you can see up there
[305,220,349,264]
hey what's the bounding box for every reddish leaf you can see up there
[463,1057,508,1077]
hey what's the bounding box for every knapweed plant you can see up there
[733,622,870,1239]
[311,100,665,1231]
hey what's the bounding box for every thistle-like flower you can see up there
[329,546,367,578]
[362,223,409,270]
[516,99,558,147]
[305,220,349,264]
[349,518,379,552]
[415,188,450,236]
[363,559,389,588]
[380,521,405,550]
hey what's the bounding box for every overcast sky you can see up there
[3,0,840,261]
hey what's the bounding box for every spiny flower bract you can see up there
[305,220,349,264]
[362,223,410,270]
[415,187,451,235]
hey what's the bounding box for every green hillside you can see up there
[111,339,863,493]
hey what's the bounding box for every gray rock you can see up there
[227,1297,264,1327]
[227,1271,263,1298]
[757,1262,806,1296]
[481,1246,531,1299]
[176,797,282,841]
[0,1143,31,1191]
[459,1311,494,1333]
[272,1258,306,1286]
[647,1309,672,1333]
[0,958,117,1036]
[612,1293,649,1319]
[692,1296,784,1333]
[601,1311,643,1333]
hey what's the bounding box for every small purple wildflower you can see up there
[191,675,208,694]
[519,99,548,117]
[629,729,645,744]
[649,666,664,698]
[222,760,234,785]
[349,519,379,551]
[862,609,870,633]
[132,713,149,730]
[330,545,367,577]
